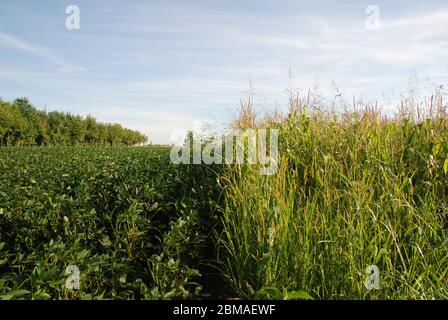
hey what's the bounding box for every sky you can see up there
[0,0,447,144]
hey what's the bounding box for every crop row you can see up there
[0,146,221,299]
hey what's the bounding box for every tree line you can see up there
[0,98,147,146]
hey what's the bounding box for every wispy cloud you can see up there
[0,31,83,72]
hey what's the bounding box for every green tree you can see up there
[0,98,148,146]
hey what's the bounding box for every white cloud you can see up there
[256,35,310,49]
[0,31,83,72]
[382,10,448,30]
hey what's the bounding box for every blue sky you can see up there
[1,0,447,143]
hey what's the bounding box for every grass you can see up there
[218,97,448,299]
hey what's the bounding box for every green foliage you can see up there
[0,98,147,146]
[219,114,448,299]
[0,146,221,299]
[255,287,313,300]
[4,108,448,300]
